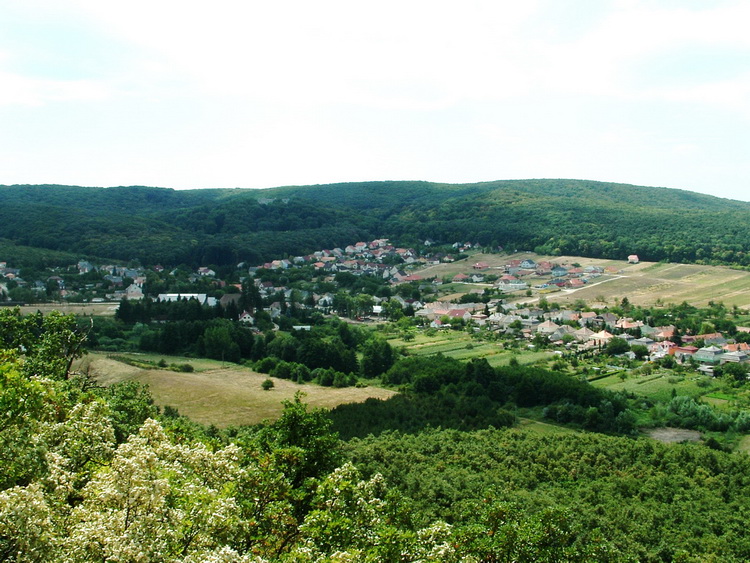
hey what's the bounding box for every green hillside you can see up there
[2,179,750,267]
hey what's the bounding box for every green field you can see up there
[591,371,720,403]
[388,331,552,367]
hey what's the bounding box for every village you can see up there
[2,240,749,372]
[0,239,750,374]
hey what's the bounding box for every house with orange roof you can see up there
[588,330,614,346]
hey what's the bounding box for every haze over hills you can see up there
[2,179,750,268]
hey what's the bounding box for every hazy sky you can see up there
[2,0,750,201]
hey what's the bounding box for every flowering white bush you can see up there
[64,418,244,561]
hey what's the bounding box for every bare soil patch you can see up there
[644,427,702,443]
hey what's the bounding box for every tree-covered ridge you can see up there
[3,179,750,267]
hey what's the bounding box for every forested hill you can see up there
[2,179,750,267]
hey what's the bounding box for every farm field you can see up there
[387,330,552,367]
[80,353,397,427]
[418,252,750,309]
[589,371,721,403]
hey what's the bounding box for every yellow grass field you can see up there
[82,353,397,427]
[19,302,119,316]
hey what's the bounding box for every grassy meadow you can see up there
[79,352,396,428]
[589,371,719,403]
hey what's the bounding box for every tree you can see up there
[0,308,90,380]
[715,361,749,384]
[361,337,395,378]
[202,321,241,363]
[64,419,243,561]
[384,299,404,321]
[262,378,274,391]
[100,381,158,443]
[604,337,630,356]
[631,344,649,361]
[261,393,343,490]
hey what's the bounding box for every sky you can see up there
[2,0,750,201]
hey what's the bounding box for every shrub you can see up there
[255,357,278,374]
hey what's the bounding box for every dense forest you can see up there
[3,180,750,267]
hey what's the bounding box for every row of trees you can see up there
[330,355,635,438]
[100,306,398,380]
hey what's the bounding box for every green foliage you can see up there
[0,356,53,489]
[360,336,395,379]
[604,337,631,356]
[261,393,344,488]
[346,426,750,560]
[631,344,649,360]
[7,180,750,267]
[6,309,750,559]
[98,381,158,443]
[0,307,88,380]
[715,361,749,384]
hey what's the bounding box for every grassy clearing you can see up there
[704,391,739,401]
[88,352,220,373]
[81,352,396,428]
[515,418,580,436]
[486,351,551,367]
[737,435,750,454]
[592,371,717,402]
[544,261,750,309]
[389,330,554,367]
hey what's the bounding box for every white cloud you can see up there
[0,70,111,106]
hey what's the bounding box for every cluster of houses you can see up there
[5,245,749,378]
[422,257,622,294]
[1,260,155,303]
[490,258,619,292]
[252,239,453,283]
[0,262,21,281]
[414,301,749,370]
